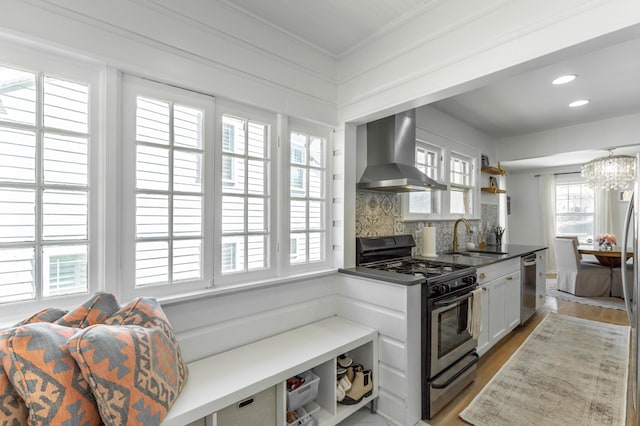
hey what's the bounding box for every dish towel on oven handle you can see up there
[466,287,483,339]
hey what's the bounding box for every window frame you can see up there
[0,41,102,316]
[403,139,443,220]
[447,150,477,218]
[213,99,278,287]
[554,176,595,244]
[284,119,333,273]
[120,75,215,300]
[402,131,480,220]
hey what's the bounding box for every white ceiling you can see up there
[220,0,431,56]
[431,36,640,139]
[222,0,640,170]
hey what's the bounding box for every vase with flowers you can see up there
[596,233,616,251]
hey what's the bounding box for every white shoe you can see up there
[337,354,353,368]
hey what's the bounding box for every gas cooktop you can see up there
[363,257,470,280]
[339,234,476,286]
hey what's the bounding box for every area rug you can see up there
[459,313,629,426]
[546,278,626,311]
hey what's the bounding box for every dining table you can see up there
[578,245,634,268]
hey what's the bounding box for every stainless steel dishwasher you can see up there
[521,253,537,324]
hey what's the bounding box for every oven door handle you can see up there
[431,353,480,389]
[433,292,473,307]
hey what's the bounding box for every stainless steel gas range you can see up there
[341,234,479,420]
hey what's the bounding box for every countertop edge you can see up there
[339,245,548,285]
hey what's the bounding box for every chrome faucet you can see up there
[452,218,471,251]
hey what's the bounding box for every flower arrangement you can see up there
[596,233,617,251]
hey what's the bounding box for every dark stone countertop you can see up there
[427,244,547,268]
[338,244,547,286]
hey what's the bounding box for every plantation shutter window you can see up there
[0,65,91,304]
[289,130,327,265]
[220,114,270,274]
[133,95,205,288]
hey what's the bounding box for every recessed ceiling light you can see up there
[569,99,590,108]
[552,74,577,85]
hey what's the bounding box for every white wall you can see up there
[415,105,496,160]
[495,112,640,162]
[164,275,338,363]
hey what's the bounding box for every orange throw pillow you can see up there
[0,307,67,424]
[1,322,102,425]
[69,297,188,425]
[56,292,119,328]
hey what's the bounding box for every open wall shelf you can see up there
[481,165,506,176]
[481,187,506,194]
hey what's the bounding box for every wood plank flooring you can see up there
[427,292,630,426]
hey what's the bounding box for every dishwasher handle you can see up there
[522,254,537,267]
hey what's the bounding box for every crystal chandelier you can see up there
[581,151,635,190]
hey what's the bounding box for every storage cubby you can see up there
[281,340,378,426]
[162,317,377,426]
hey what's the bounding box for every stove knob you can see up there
[463,276,477,286]
[439,284,450,294]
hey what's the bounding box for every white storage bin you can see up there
[286,401,320,426]
[286,371,320,411]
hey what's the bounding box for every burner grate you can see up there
[365,258,467,279]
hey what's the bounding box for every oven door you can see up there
[430,290,478,377]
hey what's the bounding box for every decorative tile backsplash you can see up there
[355,191,500,255]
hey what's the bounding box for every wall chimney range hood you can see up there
[357,109,446,192]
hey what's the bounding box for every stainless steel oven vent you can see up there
[357,109,446,192]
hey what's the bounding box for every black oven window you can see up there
[438,300,471,357]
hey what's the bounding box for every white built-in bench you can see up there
[161,316,379,426]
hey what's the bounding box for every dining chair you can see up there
[611,259,632,299]
[553,237,612,296]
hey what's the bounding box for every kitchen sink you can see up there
[442,251,499,259]
[466,249,508,255]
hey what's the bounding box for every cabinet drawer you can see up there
[477,258,520,285]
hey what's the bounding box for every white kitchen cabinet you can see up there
[504,270,522,330]
[535,249,548,309]
[476,258,521,356]
[476,283,490,355]
[487,276,507,343]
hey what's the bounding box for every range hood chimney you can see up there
[357,109,446,192]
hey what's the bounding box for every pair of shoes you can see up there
[337,356,356,379]
[339,375,351,392]
[345,364,363,383]
[336,374,352,402]
[337,353,353,368]
[340,369,373,405]
[336,383,345,402]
